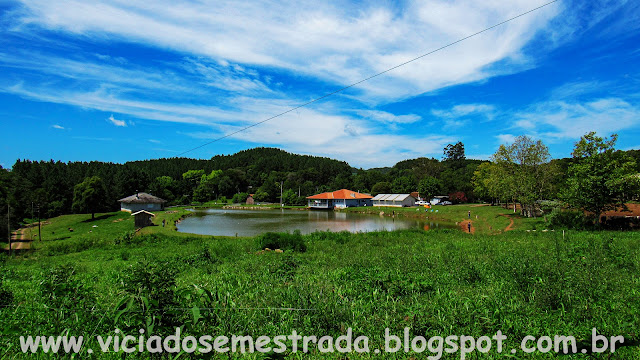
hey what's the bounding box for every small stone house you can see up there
[119,192,166,212]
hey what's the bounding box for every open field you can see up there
[1,207,639,358]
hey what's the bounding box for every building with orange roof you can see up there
[306,189,373,209]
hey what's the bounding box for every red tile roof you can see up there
[306,189,373,200]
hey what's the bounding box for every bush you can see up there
[0,276,13,308]
[232,192,249,203]
[256,231,307,252]
[545,208,592,230]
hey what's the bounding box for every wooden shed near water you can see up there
[132,210,155,228]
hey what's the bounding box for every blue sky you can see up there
[1,0,639,169]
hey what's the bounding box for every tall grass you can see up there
[1,229,639,358]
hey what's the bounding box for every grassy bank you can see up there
[1,221,639,358]
[343,204,546,234]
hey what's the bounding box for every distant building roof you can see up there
[307,189,373,200]
[119,192,166,204]
[372,194,415,201]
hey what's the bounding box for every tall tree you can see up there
[72,176,108,220]
[418,176,442,201]
[563,132,639,224]
[488,135,554,216]
[443,142,465,162]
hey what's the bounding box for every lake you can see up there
[176,208,455,237]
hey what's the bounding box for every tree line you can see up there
[2,135,639,240]
[473,132,640,224]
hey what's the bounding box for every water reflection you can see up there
[177,208,455,237]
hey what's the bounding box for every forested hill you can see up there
[125,148,351,181]
[2,148,354,226]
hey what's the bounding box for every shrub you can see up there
[0,276,13,308]
[232,192,249,203]
[116,260,180,334]
[449,191,467,204]
[256,231,307,252]
[545,208,592,230]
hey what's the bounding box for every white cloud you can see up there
[357,110,421,124]
[52,124,64,129]
[514,98,640,141]
[496,134,517,144]
[11,0,563,101]
[432,103,495,119]
[107,114,127,127]
[148,139,161,144]
[431,103,496,129]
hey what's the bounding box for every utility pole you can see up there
[7,203,11,256]
[30,202,34,240]
[37,204,41,242]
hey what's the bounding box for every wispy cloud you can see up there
[357,110,421,124]
[10,0,566,102]
[3,0,637,167]
[495,133,517,145]
[431,103,496,130]
[107,114,127,127]
[514,97,640,141]
[52,124,64,129]
[432,104,495,118]
[148,139,161,144]
[72,136,113,141]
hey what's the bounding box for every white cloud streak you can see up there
[514,97,640,141]
[11,0,562,102]
[107,114,127,127]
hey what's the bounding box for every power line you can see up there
[178,0,558,156]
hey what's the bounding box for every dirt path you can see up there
[500,214,515,231]
[3,228,32,251]
[460,220,475,234]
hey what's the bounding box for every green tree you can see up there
[485,135,555,216]
[192,170,222,202]
[418,176,442,200]
[443,141,465,162]
[232,192,249,204]
[371,181,392,195]
[391,175,416,194]
[282,189,298,205]
[182,169,205,199]
[149,176,175,202]
[563,132,639,224]
[72,176,108,220]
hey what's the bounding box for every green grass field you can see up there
[1,208,639,358]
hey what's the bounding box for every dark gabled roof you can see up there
[118,192,166,204]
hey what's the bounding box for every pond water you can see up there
[176,208,456,237]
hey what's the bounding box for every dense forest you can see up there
[2,137,640,240]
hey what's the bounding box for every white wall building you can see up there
[372,194,416,207]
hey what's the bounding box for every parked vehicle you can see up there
[439,201,453,206]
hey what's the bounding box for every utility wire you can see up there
[178,0,558,156]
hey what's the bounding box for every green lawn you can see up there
[0,209,638,358]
